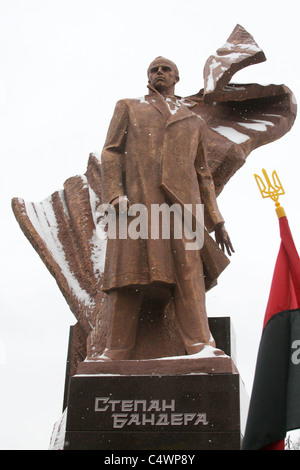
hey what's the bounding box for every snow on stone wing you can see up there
[203,24,266,99]
[49,408,67,450]
[187,25,297,196]
[11,153,106,334]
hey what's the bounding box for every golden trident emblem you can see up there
[254,169,286,218]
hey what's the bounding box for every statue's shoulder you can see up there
[117,96,151,107]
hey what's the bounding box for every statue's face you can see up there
[148,58,179,93]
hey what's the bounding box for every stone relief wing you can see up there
[186,24,297,196]
[11,153,106,335]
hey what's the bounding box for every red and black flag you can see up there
[242,215,300,450]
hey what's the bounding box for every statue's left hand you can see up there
[214,223,234,256]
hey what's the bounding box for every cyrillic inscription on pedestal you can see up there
[64,373,244,450]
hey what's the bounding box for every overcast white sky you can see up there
[1,0,300,450]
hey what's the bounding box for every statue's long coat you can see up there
[101,89,229,292]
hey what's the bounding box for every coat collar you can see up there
[145,85,197,126]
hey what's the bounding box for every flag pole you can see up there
[242,169,297,450]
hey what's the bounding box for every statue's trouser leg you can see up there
[171,235,215,354]
[104,287,144,360]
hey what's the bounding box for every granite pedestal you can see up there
[60,317,248,450]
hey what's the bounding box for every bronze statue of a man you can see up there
[100,56,234,360]
[12,25,297,371]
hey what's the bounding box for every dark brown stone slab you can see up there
[63,373,246,450]
[64,431,241,450]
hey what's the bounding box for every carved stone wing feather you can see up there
[186,24,297,196]
[12,154,106,337]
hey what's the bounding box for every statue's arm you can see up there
[195,125,234,256]
[195,126,224,232]
[101,100,129,205]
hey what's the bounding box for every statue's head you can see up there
[147,57,180,94]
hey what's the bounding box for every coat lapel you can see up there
[166,102,197,127]
[145,87,197,126]
[145,90,170,120]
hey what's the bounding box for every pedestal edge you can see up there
[76,355,238,376]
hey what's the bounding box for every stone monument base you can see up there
[57,317,247,451]
[53,317,248,451]
[64,371,246,450]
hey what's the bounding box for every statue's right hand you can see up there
[214,223,234,257]
[111,195,130,214]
